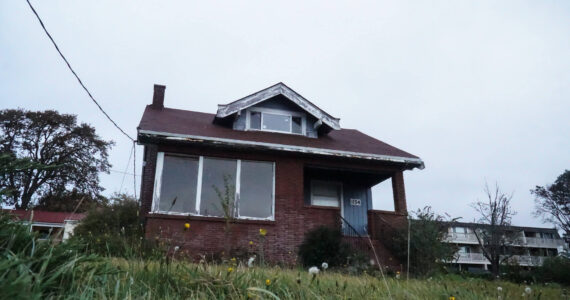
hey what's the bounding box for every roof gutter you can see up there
[138,129,425,170]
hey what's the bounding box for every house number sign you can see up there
[350,198,361,206]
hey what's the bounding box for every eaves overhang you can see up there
[138,129,425,170]
[216,83,341,130]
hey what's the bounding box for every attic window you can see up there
[247,108,305,135]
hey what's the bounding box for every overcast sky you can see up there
[1,1,569,228]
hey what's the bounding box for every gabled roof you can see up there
[138,107,425,169]
[216,82,341,130]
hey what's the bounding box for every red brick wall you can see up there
[139,142,408,263]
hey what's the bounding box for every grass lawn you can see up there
[62,258,564,299]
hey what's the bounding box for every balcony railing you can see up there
[525,237,565,248]
[445,233,479,243]
[446,233,564,249]
[502,255,545,266]
[455,252,488,263]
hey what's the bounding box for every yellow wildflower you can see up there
[259,228,267,236]
[449,296,456,300]
[227,267,233,273]
[249,241,254,245]
[184,223,190,229]
[265,279,271,286]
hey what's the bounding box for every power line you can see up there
[25,0,135,142]
[119,145,134,192]
[132,141,137,199]
[109,169,140,177]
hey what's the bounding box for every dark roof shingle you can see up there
[138,106,421,162]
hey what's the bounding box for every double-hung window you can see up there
[153,153,275,220]
[248,109,305,135]
[310,180,342,207]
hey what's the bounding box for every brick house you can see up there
[137,83,424,265]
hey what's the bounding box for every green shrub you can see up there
[297,226,350,267]
[72,193,161,258]
[538,256,570,285]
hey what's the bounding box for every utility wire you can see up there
[132,141,137,199]
[25,0,135,142]
[119,145,134,192]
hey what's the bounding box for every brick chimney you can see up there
[151,84,166,109]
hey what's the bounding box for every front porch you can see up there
[303,165,410,269]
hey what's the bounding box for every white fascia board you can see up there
[216,83,341,130]
[138,129,425,169]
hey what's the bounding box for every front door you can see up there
[342,184,369,236]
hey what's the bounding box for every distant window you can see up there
[262,113,290,132]
[454,227,466,234]
[250,112,261,130]
[248,109,305,135]
[311,181,342,207]
[292,116,302,134]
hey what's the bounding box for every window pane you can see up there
[292,116,302,134]
[311,181,341,207]
[262,113,290,132]
[200,158,237,217]
[239,161,273,219]
[159,155,199,213]
[250,112,261,130]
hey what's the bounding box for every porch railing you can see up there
[338,213,371,255]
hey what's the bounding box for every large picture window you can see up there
[156,154,199,213]
[152,153,275,220]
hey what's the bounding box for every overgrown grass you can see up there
[1,211,568,299]
[36,258,566,299]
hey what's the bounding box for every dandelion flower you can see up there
[259,228,267,236]
[321,262,328,270]
[227,267,233,273]
[309,266,320,275]
[525,286,531,294]
[249,241,254,245]
[265,279,271,286]
[449,296,456,300]
[497,286,502,292]
[248,256,255,267]
[184,223,190,229]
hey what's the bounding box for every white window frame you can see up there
[310,180,343,208]
[151,152,275,221]
[245,107,306,135]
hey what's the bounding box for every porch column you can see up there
[391,171,407,214]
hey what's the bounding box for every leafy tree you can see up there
[389,207,457,276]
[0,109,113,209]
[471,183,520,277]
[33,189,108,213]
[531,170,570,237]
[0,153,52,200]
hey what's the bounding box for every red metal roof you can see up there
[137,106,421,163]
[4,209,85,224]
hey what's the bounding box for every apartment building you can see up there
[444,222,567,272]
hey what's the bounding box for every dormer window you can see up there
[247,108,305,135]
